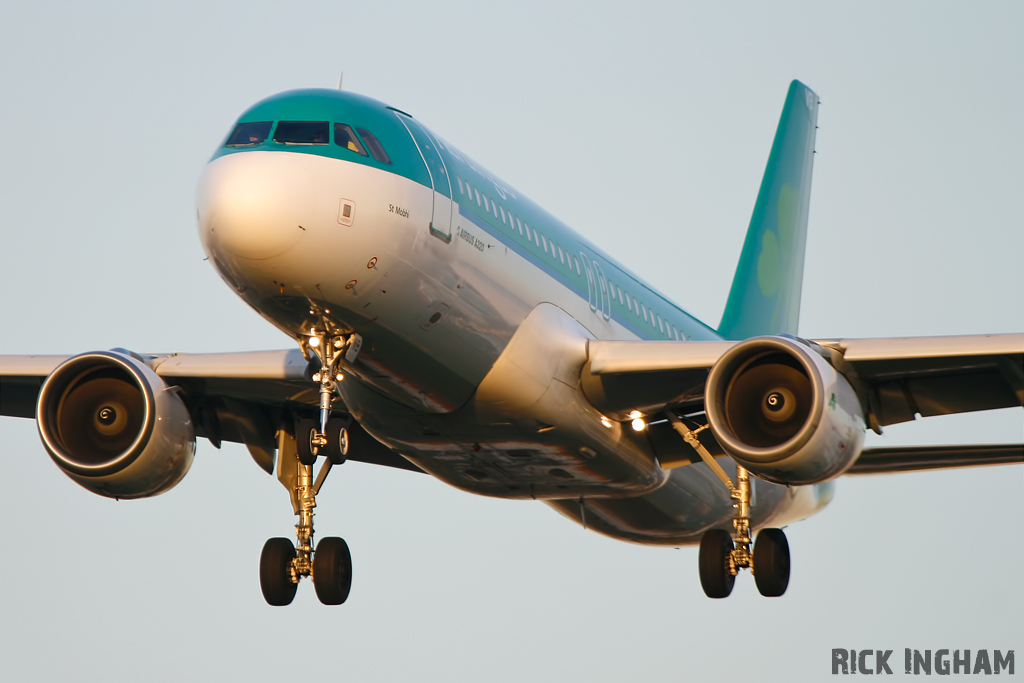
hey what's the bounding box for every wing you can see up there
[846,444,1023,475]
[581,333,1024,472]
[814,334,1023,427]
[0,350,422,475]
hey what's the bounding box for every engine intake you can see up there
[705,336,864,485]
[37,351,196,498]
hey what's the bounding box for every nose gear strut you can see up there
[666,412,790,598]
[257,331,360,606]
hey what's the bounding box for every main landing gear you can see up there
[259,330,359,606]
[667,413,791,598]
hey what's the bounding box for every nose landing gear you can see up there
[667,412,791,598]
[258,331,359,606]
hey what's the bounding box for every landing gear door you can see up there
[395,114,453,240]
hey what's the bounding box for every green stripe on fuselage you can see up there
[213,88,721,343]
[210,89,430,188]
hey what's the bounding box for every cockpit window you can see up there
[225,121,272,146]
[356,127,392,164]
[273,121,329,144]
[334,124,368,156]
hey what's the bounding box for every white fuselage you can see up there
[197,148,831,545]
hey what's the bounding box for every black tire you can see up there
[325,418,350,465]
[699,529,736,598]
[295,418,319,466]
[313,537,352,605]
[753,528,790,597]
[260,538,298,606]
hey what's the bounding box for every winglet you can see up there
[718,80,820,340]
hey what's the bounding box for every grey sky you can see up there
[1,2,1021,681]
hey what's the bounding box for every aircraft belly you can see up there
[546,464,833,546]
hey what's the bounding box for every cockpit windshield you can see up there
[357,128,391,164]
[273,121,329,144]
[334,124,368,156]
[222,118,392,166]
[225,121,272,146]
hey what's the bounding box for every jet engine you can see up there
[36,351,196,499]
[705,336,864,485]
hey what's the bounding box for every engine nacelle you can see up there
[36,351,196,499]
[705,336,864,485]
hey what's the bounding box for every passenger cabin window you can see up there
[226,121,272,146]
[274,121,329,144]
[335,124,367,155]
[356,127,391,164]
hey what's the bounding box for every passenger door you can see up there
[580,251,597,312]
[395,114,453,240]
[592,261,611,321]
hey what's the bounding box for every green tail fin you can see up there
[718,80,820,340]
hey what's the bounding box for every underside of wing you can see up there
[582,333,1023,426]
[0,349,422,475]
[579,333,1023,483]
[815,334,1024,428]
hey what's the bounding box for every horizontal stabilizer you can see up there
[846,444,1023,475]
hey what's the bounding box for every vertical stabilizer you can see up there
[718,80,819,340]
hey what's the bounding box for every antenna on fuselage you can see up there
[337,71,344,90]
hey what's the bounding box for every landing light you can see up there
[631,418,646,432]
[628,410,642,419]
[335,373,344,381]
[308,336,320,348]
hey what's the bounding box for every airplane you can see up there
[1,80,1020,606]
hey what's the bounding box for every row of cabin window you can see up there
[456,174,687,341]
[456,175,584,276]
[604,276,687,341]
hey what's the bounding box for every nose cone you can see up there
[198,152,313,260]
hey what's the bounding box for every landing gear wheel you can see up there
[295,418,320,465]
[313,537,352,605]
[325,418,350,465]
[699,529,736,598]
[260,538,298,606]
[753,528,790,597]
